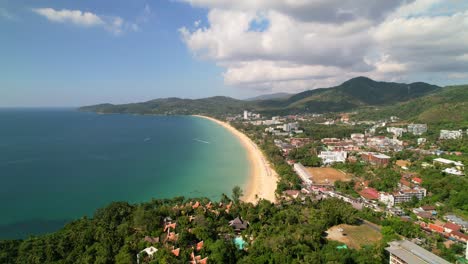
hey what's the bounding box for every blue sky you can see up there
[1,0,467,107]
[0,0,254,107]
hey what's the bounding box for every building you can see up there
[361,152,391,166]
[444,222,461,233]
[443,168,465,176]
[392,187,427,205]
[387,127,406,137]
[407,124,427,135]
[229,216,248,232]
[417,138,426,145]
[445,215,468,232]
[289,137,311,147]
[283,122,299,132]
[380,193,395,207]
[137,247,158,264]
[318,151,347,164]
[359,187,380,200]
[385,240,450,264]
[351,133,365,145]
[433,158,464,171]
[440,129,463,140]
[293,163,313,185]
[243,110,249,120]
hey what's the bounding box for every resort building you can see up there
[387,127,406,137]
[229,216,248,233]
[407,124,427,135]
[283,122,299,132]
[443,168,464,176]
[433,158,464,167]
[137,247,158,264]
[392,187,427,205]
[385,240,450,264]
[361,152,391,166]
[440,129,463,140]
[318,151,347,164]
[293,163,313,185]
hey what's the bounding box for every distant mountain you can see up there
[79,77,442,116]
[252,76,441,114]
[245,93,291,101]
[354,84,468,125]
[80,96,250,116]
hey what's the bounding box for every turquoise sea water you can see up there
[0,109,249,239]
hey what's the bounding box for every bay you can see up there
[0,109,249,239]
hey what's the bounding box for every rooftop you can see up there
[385,240,450,264]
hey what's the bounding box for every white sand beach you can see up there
[193,115,278,203]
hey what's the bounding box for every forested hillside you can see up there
[0,196,388,264]
[79,77,441,116]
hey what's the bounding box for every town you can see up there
[229,110,468,263]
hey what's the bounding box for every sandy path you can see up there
[193,115,278,203]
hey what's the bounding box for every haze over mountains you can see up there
[81,76,466,124]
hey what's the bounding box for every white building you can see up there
[243,110,249,120]
[387,127,406,137]
[417,138,426,145]
[318,151,347,164]
[283,122,299,132]
[293,163,313,185]
[433,158,464,169]
[440,129,463,140]
[137,247,158,264]
[380,193,395,207]
[407,124,427,135]
[392,187,427,205]
[443,168,465,176]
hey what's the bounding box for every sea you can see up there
[0,108,249,239]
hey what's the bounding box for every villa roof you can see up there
[229,216,248,231]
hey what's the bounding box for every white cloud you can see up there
[32,6,152,35]
[179,0,468,91]
[32,8,104,27]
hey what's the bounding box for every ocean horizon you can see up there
[0,109,249,239]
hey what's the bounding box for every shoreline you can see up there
[193,115,278,204]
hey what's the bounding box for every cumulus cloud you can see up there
[179,0,468,92]
[32,6,152,35]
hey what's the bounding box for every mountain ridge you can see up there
[79,76,442,116]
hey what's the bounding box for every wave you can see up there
[193,138,210,144]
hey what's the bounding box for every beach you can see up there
[193,115,278,203]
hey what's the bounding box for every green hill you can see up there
[254,77,440,114]
[353,85,468,125]
[79,77,441,116]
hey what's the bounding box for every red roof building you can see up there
[361,152,391,166]
[450,231,468,242]
[359,187,380,200]
[444,222,461,233]
[412,177,422,184]
[428,223,444,233]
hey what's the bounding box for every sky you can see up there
[1,0,467,107]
